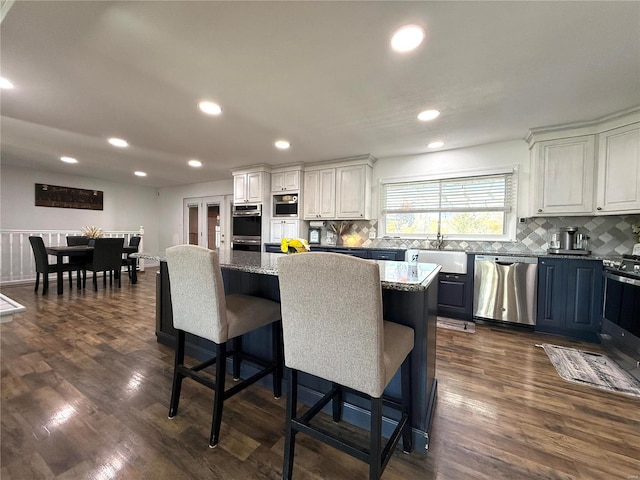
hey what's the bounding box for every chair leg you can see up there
[42,274,48,295]
[282,368,298,480]
[34,273,40,292]
[94,272,98,291]
[117,269,121,288]
[168,330,186,418]
[76,269,82,290]
[369,397,383,480]
[209,342,227,448]
[68,271,73,288]
[272,321,282,399]
[332,383,343,422]
[232,337,242,380]
[401,355,412,453]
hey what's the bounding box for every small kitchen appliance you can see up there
[547,226,590,255]
[273,194,298,217]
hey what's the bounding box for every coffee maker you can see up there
[547,226,590,255]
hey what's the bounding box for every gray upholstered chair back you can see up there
[166,245,228,343]
[277,252,386,397]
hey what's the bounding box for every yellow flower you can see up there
[281,237,310,253]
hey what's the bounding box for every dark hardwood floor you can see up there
[1,269,639,479]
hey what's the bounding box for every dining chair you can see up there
[28,236,78,295]
[83,238,124,291]
[165,244,282,448]
[122,236,141,280]
[66,235,91,289]
[277,252,414,480]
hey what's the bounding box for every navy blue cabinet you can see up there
[437,254,474,320]
[536,257,603,342]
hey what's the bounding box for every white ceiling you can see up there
[1,1,639,188]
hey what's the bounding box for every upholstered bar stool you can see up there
[165,244,282,448]
[277,252,414,480]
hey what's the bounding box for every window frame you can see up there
[378,166,518,242]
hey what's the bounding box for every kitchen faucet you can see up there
[432,232,444,250]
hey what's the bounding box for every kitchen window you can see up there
[380,169,516,240]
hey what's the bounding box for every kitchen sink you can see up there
[408,250,467,274]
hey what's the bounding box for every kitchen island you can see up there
[136,249,440,452]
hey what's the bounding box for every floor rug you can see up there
[540,344,640,399]
[436,317,475,333]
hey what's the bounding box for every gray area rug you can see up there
[541,344,640,399]
[436,317,475,333]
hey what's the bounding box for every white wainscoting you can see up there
[0,227,145,285]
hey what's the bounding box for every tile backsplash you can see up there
[333,214,640,257]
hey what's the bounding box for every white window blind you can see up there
[382,173,513,213]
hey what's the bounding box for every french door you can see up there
[183,196,228,249]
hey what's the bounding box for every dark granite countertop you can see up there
[133,249,439,292]
[466,250,618,261]
[263,243,406,251]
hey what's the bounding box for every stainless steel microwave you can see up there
[273,194,298,217]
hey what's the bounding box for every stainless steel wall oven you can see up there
[232,204,261,251]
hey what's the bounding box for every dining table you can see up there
[45,245,139,295]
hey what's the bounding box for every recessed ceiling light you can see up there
[428,141,444,149]
[134,171,147,177]
[198,101,222,115]
[60,156,78,164]
[391,25,425,52]
[0,77,14,89]
[108,137,129,147]
[188,159,202,167]
[274,140,291,150]
[417,109,440,122]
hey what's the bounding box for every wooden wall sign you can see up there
[35,183,104,210]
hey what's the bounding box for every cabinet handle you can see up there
[537,209,542,213]
[597,207,602,210]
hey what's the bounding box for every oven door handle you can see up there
[233,212,261,217]
[605,271,640,287]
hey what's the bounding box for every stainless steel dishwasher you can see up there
[473,255,538,325]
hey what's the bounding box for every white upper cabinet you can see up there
[233,169,268,204]
[335,164,372,219]
[531,136,595,216]
[303,156,374,220]
[272,170,300,192]
[303,169,335,219]
[527,109,640,216]
[595,123,640,214]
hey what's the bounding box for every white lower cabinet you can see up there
[270,220,299,243]
[595,122,640,214]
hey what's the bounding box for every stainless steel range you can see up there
[601,254,640,381]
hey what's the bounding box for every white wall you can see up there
[372,139,531,218]
[0,165,161,253]
[157,179,233,250]
[1,139,530,253]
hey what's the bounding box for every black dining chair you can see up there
[66,236,92,289]
[83,238,124,291]
[122,236,141,280]
[29,236,79,295]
